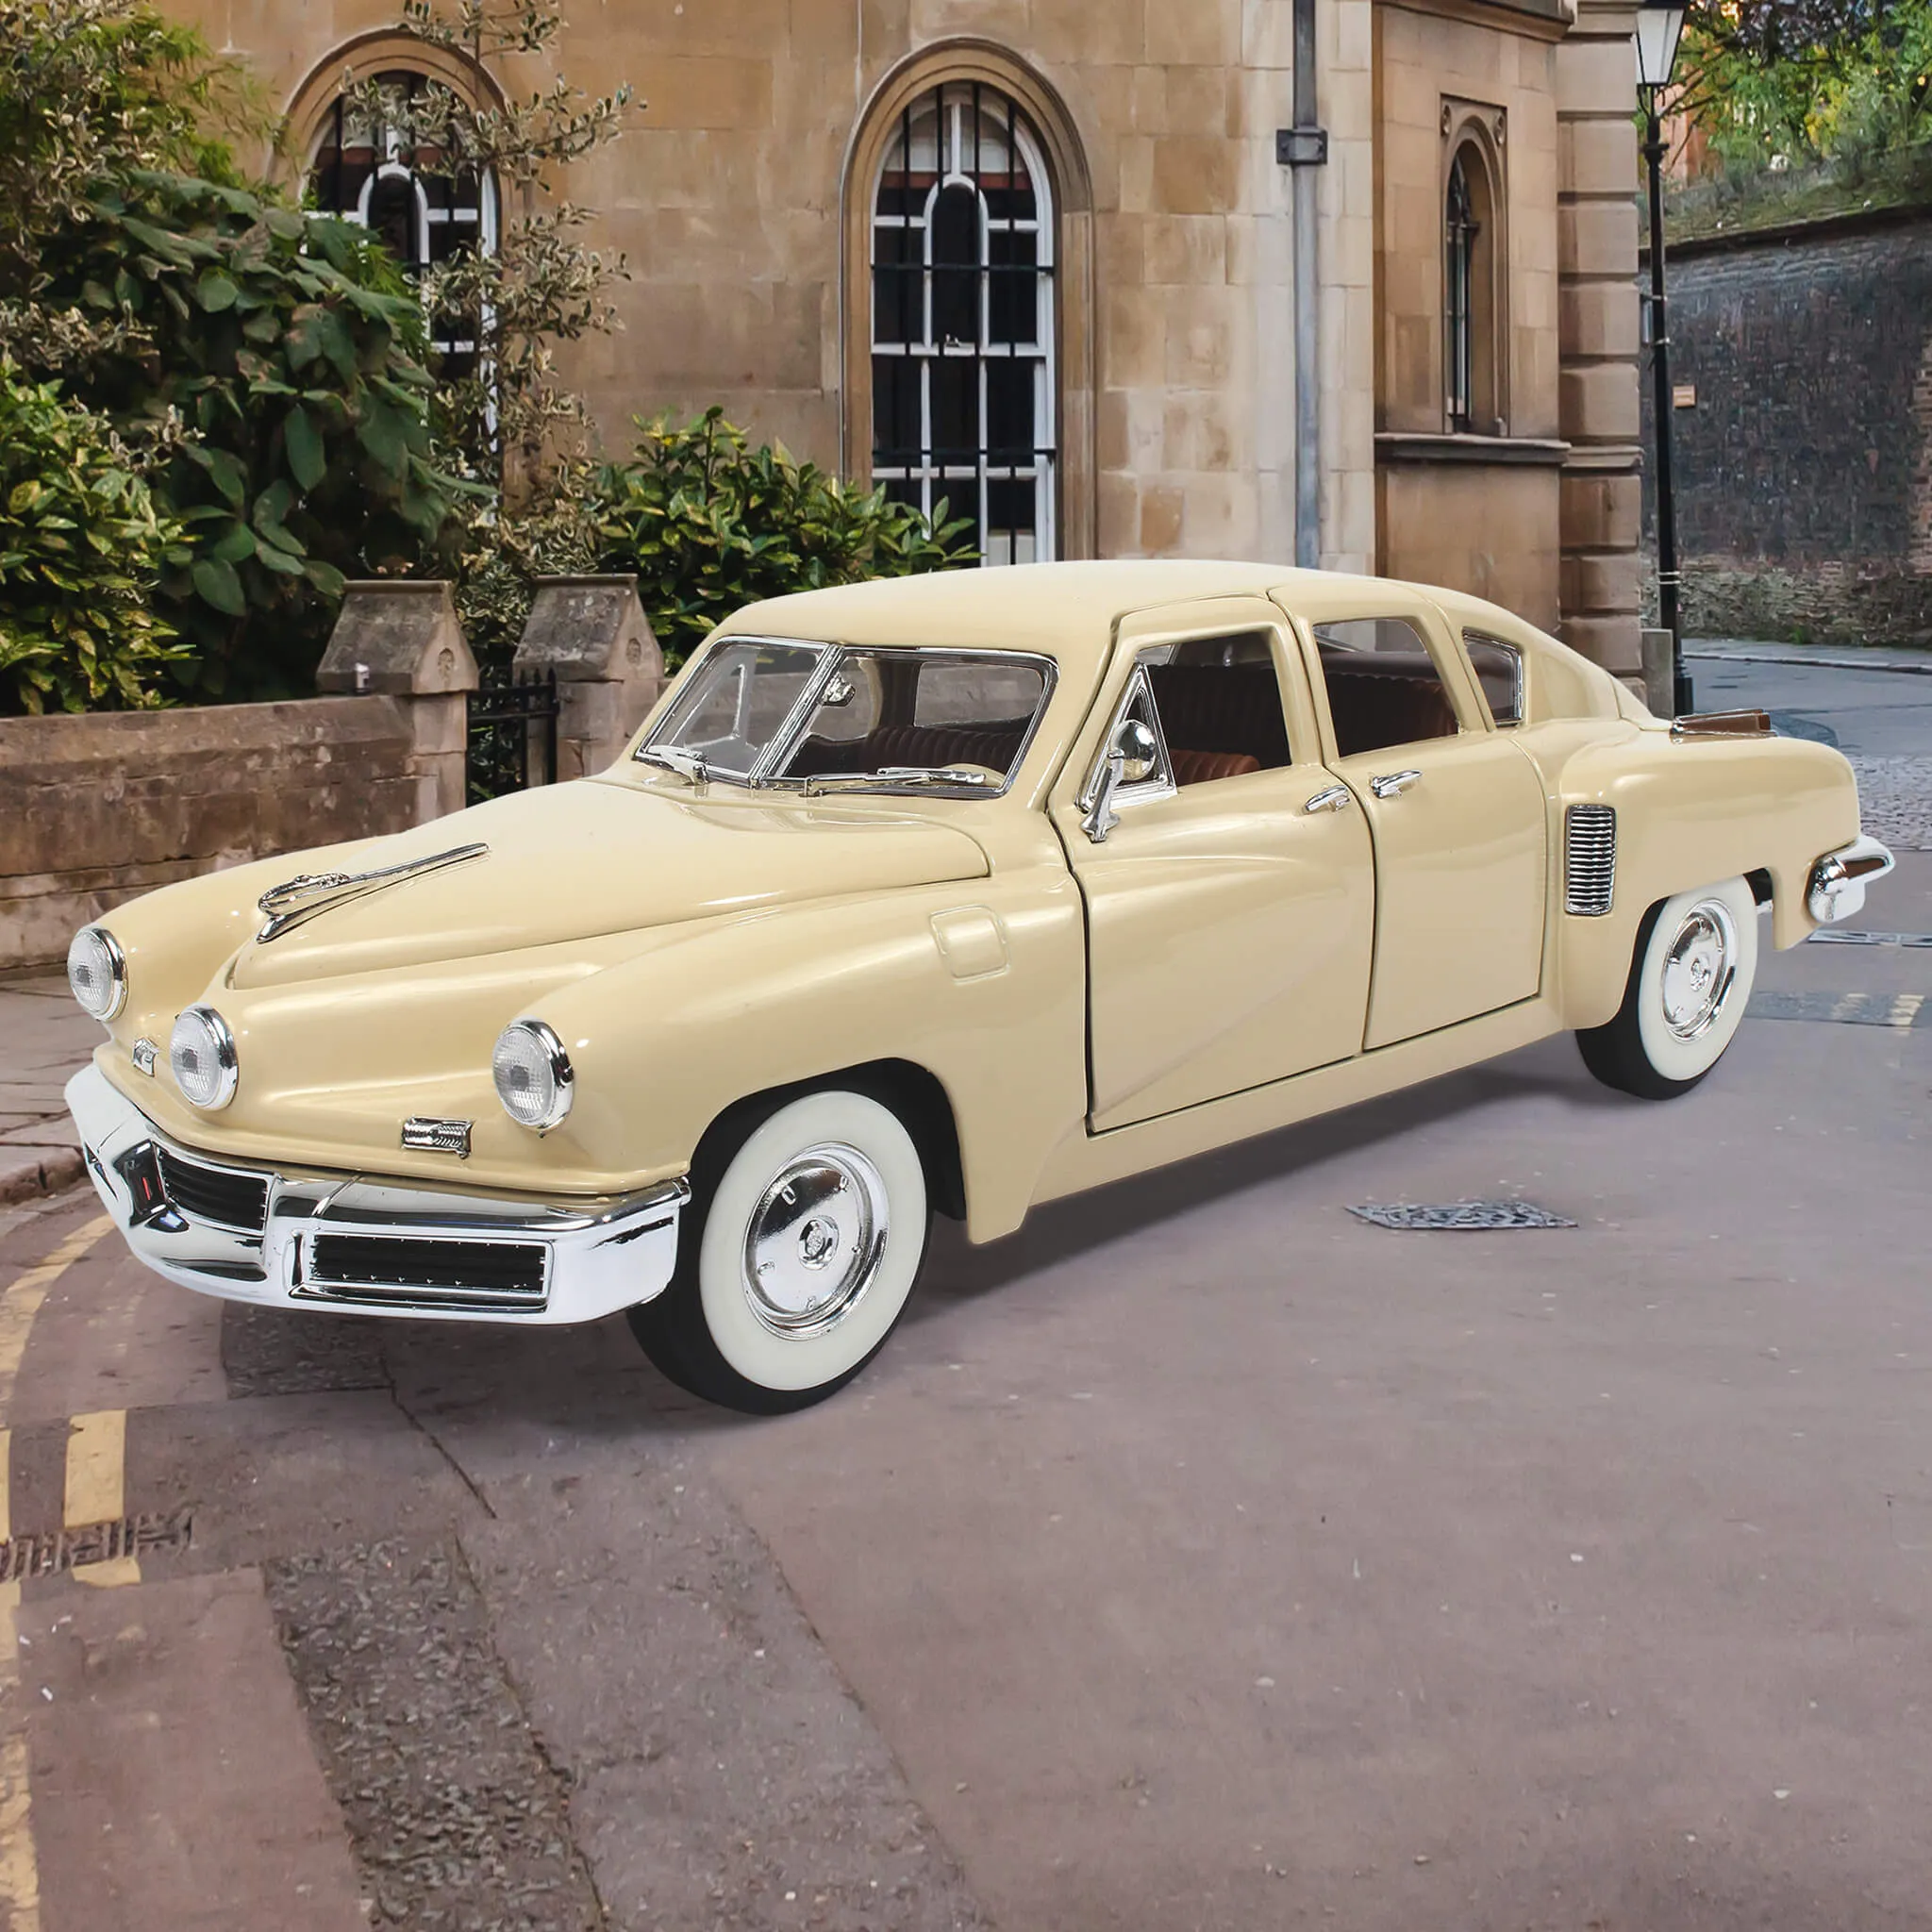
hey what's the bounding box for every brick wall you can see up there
[0,697,426,973]
[1643,211,1932,645]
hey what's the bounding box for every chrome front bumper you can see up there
[65,1063,687,1326]
[1807,833,1895,924]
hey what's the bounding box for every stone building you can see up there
[175,0,1647,678]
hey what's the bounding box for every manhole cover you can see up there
[1347,1200,1577,1231]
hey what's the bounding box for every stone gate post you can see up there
[512,576,666,780]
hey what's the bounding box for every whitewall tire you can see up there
[628,1088,931,1413]
[1576,876,1760,1099]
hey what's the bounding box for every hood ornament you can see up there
[257,842,490,943]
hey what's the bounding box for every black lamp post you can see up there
[1636,0,1692,714]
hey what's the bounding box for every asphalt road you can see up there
[0,658,1926,1932]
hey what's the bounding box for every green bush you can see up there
[33,174,474,700]
[0,358,185,713]
[593,409,977,670]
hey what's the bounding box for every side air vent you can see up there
[1564,805,1617,916]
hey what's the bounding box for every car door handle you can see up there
[1303,784,1351,814]
[1369,769,1421,799]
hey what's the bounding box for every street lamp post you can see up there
[1635,0,1692,715]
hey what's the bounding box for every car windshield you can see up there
[637,639,828,782]
[638,641,1053,794]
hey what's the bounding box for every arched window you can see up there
[310,72,499,379]
[1441,126,1505,438]
[870,82,1057,566]
[1444,153,1479,434]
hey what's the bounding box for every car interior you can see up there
[778,653,1046,782]
[1311,617,1464,758]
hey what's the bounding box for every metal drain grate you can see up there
[1806,929,1932,948]
[0,1507,193,1582]
[1348,1200,1577,1231]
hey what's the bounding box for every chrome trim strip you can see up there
[257,842,490,943]
[64,1064,689,1329]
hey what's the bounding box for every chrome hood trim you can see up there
[257,842,490,943]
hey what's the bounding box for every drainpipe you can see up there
[1277,0,1328,568]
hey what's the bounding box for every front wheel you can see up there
[628,1087,931,1414]
[1575,876,1760,1099]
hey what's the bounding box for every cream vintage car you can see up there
[65,560,1893,1411]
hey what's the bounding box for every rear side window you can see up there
[1311,617,1461,758]
[1463,630,1524,725]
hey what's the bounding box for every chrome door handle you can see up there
[1303,784,1351,814]
[1369,769,1421,799]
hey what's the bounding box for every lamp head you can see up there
[1635,0,1688,92]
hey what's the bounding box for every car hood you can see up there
[228,775,991,989]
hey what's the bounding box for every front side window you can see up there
[1313,618,1462,758]
[871,81,1057,566]
[638,642,1053,794]
[1139,632,1293,787]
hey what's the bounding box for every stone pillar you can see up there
[316,581,477,822]
[512,576,666,779]
[1555,0,1644,675]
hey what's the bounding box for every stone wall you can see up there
[0,698,426,973]
[1646,210,1932,646]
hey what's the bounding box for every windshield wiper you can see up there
[803,765,992,796]
[636,744,709,786]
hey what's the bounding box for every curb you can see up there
[0,1145,87,1208]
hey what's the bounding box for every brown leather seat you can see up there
[1169,748,1260,787]
[1321,668,1459,758]
[1145,666,1291,785]
[782,720,1029,779]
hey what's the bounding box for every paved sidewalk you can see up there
[0,973,98,1205]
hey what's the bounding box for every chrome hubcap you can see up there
[1659,900,1738,1041]
[741,1142,889,1339]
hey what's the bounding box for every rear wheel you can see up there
[1575,876,1759,1099]
[628,1087,930,1414]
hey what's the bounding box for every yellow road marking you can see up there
[0,1215,111,1424]
[0,1217,117,1930]
[66,1410,139,1591]
[63,1411,124,1528]
[0,1580,41,1932]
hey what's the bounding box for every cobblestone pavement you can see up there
[1846,755,1932,851]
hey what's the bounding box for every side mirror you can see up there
[1081,714,1161,844]
[1115,715,1158,785]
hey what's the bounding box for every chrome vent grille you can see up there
[300,1234,549,1313]
[1564,805,1617,916]
[157,1147,269,1234]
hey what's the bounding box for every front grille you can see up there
[304,1233,549,1312]
[158,1147,269,1233]
[1564,804,1617,916]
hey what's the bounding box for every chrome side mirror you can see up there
[1115,716,1158,785]
[1081,715,1160,844]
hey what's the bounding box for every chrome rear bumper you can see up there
[65,1063,686,1326]
[1807,833,1895,924]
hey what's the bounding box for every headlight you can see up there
[492,1019,574,1131]
[67,925,126,1021]
[169,1005,239,1110]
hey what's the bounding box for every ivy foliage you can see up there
[593,410,978,671]
[0,358,186,712]
[1679,0,1932,167]
[34,173,475,697]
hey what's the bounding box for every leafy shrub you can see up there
[0,358,185,713]
[33,174,473,699]
[594,409,976,670]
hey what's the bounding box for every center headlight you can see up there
[492,1019,574,1131]
[169,1005,239,1110]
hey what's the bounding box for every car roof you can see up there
[717,560,1414,673]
